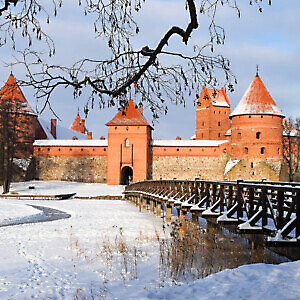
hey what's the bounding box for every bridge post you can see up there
[220,184,224,212]
[156,201,161,218]
[228,185,233,208]
[261,186,267,227]
[166,204,172,224]
[276,190,284,229]
[236,179,243,220]
[212,184,217,204]
[249,187,255,218]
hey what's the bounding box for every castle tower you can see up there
[106,100,153,185]
[0,74,37,157]
[70,113,87,134]
[230,74,284,159]
[196,86,231,140]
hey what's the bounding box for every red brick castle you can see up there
[0,73,290,184]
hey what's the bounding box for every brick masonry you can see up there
[35,156,107,183]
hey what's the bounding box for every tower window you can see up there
[244,147,248,154]
[125,138,129,147]
[218,121,221,126]
[261,147,265,154]
[251,162,254,168]
[218,133,221,137]
[202,121,204,126]
[237,132,242,140]
[256,132,261,139]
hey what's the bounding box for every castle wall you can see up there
[35,156,107,183]
[152,155,229,180]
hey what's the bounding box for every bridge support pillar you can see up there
[156,202,161,218]
[192,213,198,223]
[166,204,172,225]
[150,200,154,214]
[138,196,142,212]
[179,209,186,218]
[142,197,147,210]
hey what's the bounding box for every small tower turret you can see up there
[196,86,231,140]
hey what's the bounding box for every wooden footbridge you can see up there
[124,179,300,259]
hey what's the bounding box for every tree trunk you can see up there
[3,178,10,194]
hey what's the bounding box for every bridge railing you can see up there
[125,179,300,247]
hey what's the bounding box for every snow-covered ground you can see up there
[0,181,299,299]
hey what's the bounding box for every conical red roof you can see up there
[0,74,36,115]
[106,100,151,127]
[230,75,284,118]
[70,113,87,134]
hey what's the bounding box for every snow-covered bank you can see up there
[142,260,300,300]
[1,180,125,197]
[0,181,299,299]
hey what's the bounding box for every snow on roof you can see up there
[152,139,228,147]
[38,118,88,140]
[206,88,230,108]
[33,139,108,147]
[230,76,284,118]
[106,100,152,127]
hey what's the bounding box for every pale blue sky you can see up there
[0,0,299,139]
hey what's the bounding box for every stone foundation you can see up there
[35,156,107,183]
[224,158,284,181]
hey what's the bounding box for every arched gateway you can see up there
[120,166,133,185]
